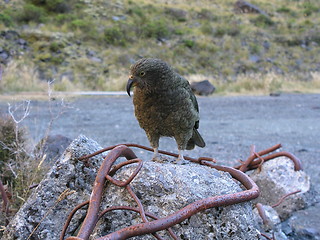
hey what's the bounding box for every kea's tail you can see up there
[186,128,206,150]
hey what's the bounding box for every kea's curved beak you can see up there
[126,75,136,97]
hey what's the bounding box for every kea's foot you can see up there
[173,158,189,165]
[151,148,169,163]
[152,155,170,163]
[151,147,160,161]
[173,150,189,165]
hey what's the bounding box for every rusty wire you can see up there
[98,165,259,240]
[241,145,303,240]
[234,144,302,172]
[61,143,302,240]
[62,144,259,240]
[60,200,89,240]
[260,232,275,240]
[98,206,178,240]
[256,203,269,226]
[271,190,302,208]
[62,145,179,240]
[78,143,216,164]
[75,145,138,240]
[255,189,302,231]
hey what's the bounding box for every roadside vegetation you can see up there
[0,0,319,95]
[0,105,48,229]
[0,85,66,233]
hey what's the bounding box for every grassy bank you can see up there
[0,0,319,95]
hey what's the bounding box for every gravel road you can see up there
[1,93,319,192]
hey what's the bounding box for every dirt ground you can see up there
[0,93,319,193]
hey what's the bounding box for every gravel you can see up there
[0,93,319,192]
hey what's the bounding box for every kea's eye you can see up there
[140,71,146,77]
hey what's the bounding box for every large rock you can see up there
[249,157,317,220]
[234,0,269,17]
[190,80,216,96]
[95,161,259,239]
[3,135,259,240]
[35,134,72,164]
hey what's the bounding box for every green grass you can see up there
[0,0,319,95]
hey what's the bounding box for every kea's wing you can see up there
[181,76,200,128]
[181,75,206,148]
[189,88,206,147]
[190,89,199,112]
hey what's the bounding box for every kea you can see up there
[126,58,205,162]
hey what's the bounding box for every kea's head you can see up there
[126,58,172,96]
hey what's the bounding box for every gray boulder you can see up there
[95,161,259,239]
[249,157,317,220]
[190,80,216,96]
[35,134,72,164]
[3,135,259,240]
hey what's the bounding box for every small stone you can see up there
[298,149,308,152]
[86,49,96,57]
[270,92,281,97]
[86,50,102,62]
[89,56,102,63]
[2,30,19,40]
[112,15,126,21]
[165,7,188,21]
[16,38,27,46]
[263,40,270,50]
[249,54,261,63]
[0,51,9,60]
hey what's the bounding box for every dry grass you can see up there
[187,71,320,95]
[0,61,48,93]
[1,60,320,96]
[0,111,47,222]
[0,83,69,230]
